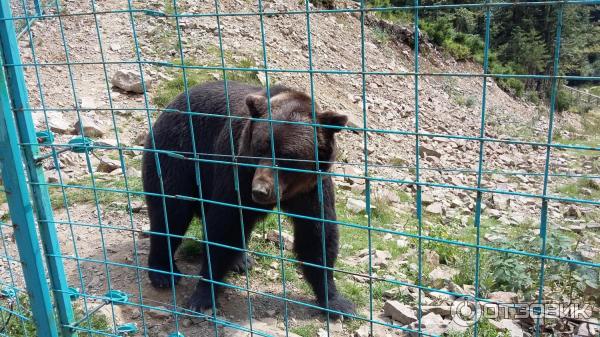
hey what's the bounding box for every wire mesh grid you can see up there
[0,202,36,337]
[0,0,599,336]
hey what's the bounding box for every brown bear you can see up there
[142,80,354,317]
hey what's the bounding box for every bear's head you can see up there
[241,89,347,205]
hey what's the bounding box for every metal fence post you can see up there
[0,1,76,336]
[0,48,59,337]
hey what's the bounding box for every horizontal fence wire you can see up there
[0,0,598,336]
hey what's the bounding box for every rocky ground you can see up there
[1,0,599,336]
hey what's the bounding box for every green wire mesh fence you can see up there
[0,0,599,336]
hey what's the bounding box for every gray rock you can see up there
[383,300,417,324]
[126,167,141,178]
[73,117,104,138]
[78,96,98,110]
[44,112,71,134]
[128,201,145,213]
[488,291,518,304]
[358,249,392,267]
[353,324,389,337]
[425,202,444,215]
[97,156,121,173]
[577,322,598,336]
[422,305,452,317]
[409,313,449,336]
[419,145,442,158]
[354,325,370,337]
[492,194,510,210]
[347,198,367,213]
[564,205,582,219]
[111,70,149,93]
[425,250,440,267]
[266,230,294,250]
[421,192,435,205]
[446,320,469,334]
[429,266,459,287]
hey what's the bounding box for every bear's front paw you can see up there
[186,292,216,314]
[230,254,256,274]
[148,265,181,289]
[320,296,356,319]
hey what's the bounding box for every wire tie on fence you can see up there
[142,9,167,17]
[36,130,54,144]
[68,290,130,331]
[115,322,138,335]
[104,290,129,304]
[66,286,80,300]
[34,136,94,163]
[0,287,16,299]
[167,332,185,337]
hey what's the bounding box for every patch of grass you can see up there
[48,175,143,210]
[372,27,391,45]
[454,95,476,108]
[179,218,204,260]
[447,318,510,337]
[337,279,369,309]
[389,157,408,167]
[556,178,600,200]
[396,191,412,203]
[0,295,110,337]
[163,0,175,15]
[152,53,262,109]
[291,324,320,337]
[151,62,215,109]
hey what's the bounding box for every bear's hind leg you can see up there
[147,197,195,289]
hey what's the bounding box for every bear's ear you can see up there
[246,94,267,119]
[318,110,348,133]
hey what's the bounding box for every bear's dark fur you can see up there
[142,81,354,317]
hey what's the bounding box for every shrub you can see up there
[525,91,540,104]
[443,39,471,61]
[310,0,335,9]
[556,89,575,112]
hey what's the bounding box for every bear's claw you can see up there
[320,296,356,319]
[230,254,256,274]
[148,264,181,289]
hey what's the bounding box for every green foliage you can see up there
[309,0,335,9]
[556,89,575,112]
[152,65,214,109]
[557,178,600,200]
[525,91,541,105]
[291,324,320,337]
[372,27,391,45]
[152,55,262,109]
[0,295,110,337]
[447,318,510,337]
[368,1,597,98]
[368,0,413,23]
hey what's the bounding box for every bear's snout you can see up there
[252,165,277,204]
[251,183,272,204]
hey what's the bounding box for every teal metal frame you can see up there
[0,0,75,336]
[0,44,60,337]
